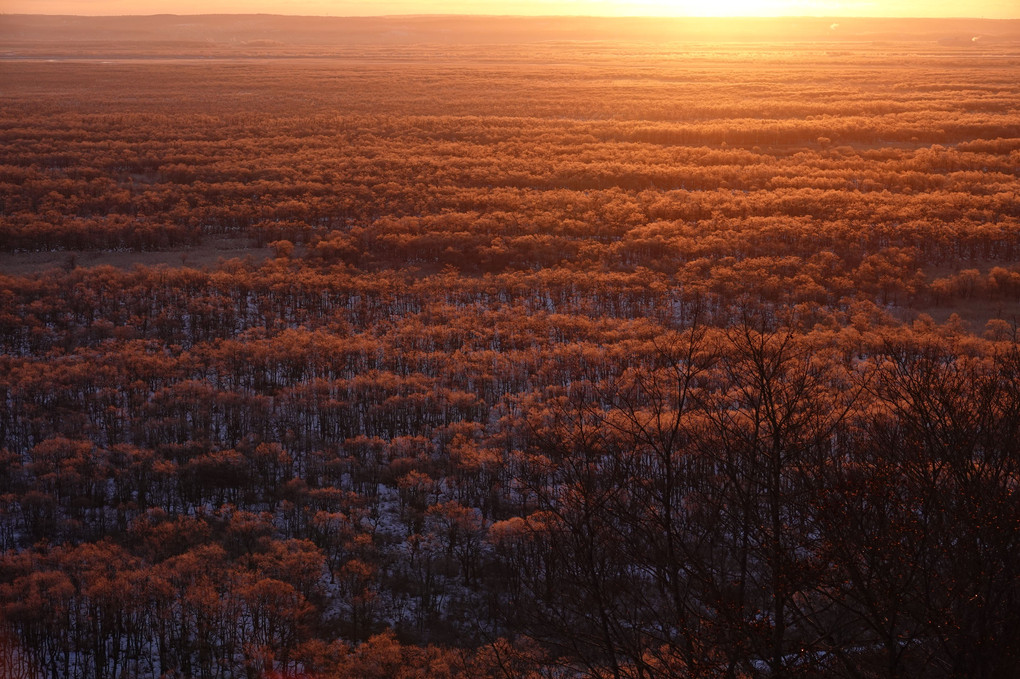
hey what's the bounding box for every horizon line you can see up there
[2,12,1018,20]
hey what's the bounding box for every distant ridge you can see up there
[2,14,1019,47]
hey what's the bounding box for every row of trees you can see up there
[2,256,1017,363]
[2,53,1018,258]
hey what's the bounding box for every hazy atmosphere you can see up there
[4,0,1019,18]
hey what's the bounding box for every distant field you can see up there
[0,237,272,275]
[3,14,1019,54]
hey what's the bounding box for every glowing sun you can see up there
[600,0,860,17]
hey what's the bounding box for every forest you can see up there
[1,15,1020,679]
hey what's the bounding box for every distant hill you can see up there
[2,14,1019,49]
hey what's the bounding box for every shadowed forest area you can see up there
[1,14,1020,679]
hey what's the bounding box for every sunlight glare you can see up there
[602,0,849,17]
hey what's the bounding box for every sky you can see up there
[4,0,1018,18]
